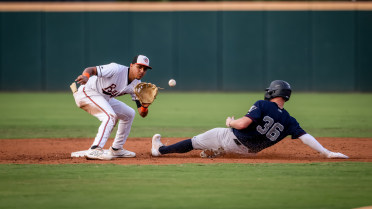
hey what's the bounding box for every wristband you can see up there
[83,72,90,78]
[140,106,148,112]
[135,100,142,108]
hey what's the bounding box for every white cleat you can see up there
[109,147,136,158]
[151,134,164,157]
[85,147,113,160]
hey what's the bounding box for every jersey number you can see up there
[256,116,284,141]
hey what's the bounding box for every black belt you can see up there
[233,138,242,146]
[233,138,257,154]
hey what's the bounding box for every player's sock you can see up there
[159,139,193,154]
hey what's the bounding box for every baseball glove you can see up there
[134,82,160,106]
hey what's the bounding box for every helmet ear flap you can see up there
[264,90,272,101]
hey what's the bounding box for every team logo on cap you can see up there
[143,57,149,64]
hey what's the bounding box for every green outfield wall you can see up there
[0,2,371,92]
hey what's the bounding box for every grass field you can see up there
[0,92,372,138]
[0,92,371,209]
[0,163,371,209]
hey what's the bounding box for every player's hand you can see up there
[226,116,234,127]
[75,75,89,85]
[326,151,349,159]
[138,106,148,118]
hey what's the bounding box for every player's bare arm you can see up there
[226,116,253,130]
[75,67,97,85]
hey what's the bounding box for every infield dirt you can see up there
[0,137,371,164]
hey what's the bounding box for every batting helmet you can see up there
[264,80,292,101]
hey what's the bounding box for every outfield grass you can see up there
[0,163,371,209]
[0,92,371,139]
[1,92,371,209]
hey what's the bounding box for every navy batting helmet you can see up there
[264,80,292,101]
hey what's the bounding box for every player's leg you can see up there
[108,98,136,157]
[159,139,193,154]
[187,127,249,157]
[151,134,193,156]
[191,128,229,157]
[151,128,225,157]
[75,90,117,148]
[151,127,253,157]
[73,88,117,160]
[191,128,227,149]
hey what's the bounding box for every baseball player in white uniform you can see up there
[73,55,152,160]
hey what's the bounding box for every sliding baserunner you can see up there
[151,80,348,159]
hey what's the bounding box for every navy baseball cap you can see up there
[132,55,152,69]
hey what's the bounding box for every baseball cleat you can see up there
[109,147,136,158]
[151,134,164,157]
[85,147,113,160]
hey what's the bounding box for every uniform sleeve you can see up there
[96,63,120,78]
[245,100,262,122]
[131,93,137,101]
[130,80,141,101]
[288,117,307,139]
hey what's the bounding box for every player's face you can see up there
[132,64,149,79]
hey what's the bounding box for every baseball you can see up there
[168,79,176,87]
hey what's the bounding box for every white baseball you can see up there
[168,79,176,87]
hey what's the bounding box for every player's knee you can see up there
[127,108,135,121]
[114,107,135,122]
[101,113,117,125]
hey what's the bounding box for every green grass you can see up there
[1,93,371,209]
[0,163,371,209]
[0,92,371,138]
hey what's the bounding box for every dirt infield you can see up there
[0,137,371,164]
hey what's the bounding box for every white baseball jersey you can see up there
[73,62,141,150]
[84,62,140,100]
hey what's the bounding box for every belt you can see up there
[233,138,242,146]
[233,138,256,154]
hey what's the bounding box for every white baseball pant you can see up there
[73,86,135,149]
[191,128,253,155]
